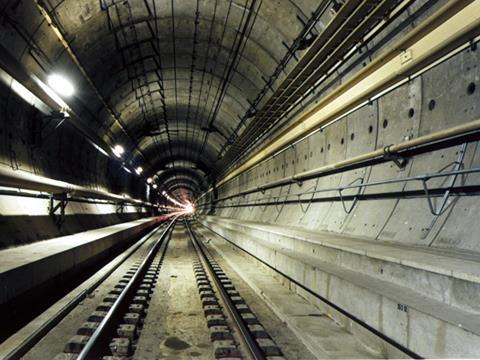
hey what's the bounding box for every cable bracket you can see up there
[383,145,408,169]
[49,192,69,229]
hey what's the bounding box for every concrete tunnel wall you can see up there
[0,0,451,249]
[0,0,479,356]
[212,45,480,252]
[0,73,149,249]
[200,43,480,358]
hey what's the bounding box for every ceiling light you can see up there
[146,177,153,184]
[47,74,74,97]
[113,144,124,158]
[152,184,158,189]
[135,166,143,175]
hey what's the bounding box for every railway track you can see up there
[4,218,295,359]
[2,219,175,360]
[186,220,284,360]
[4,217,390,359]
[63,220,175,360]
[4,218,293,359]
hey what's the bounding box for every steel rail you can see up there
[196,221,422,359]
[185,220,266,360]
[76,218,176,360]
[1,221,167,360]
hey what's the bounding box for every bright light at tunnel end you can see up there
[184,202,195,214]
[160,191,195,216]
[47,74,75,97]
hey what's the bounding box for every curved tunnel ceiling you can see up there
[8,0,324,198]
[5,0,452,205]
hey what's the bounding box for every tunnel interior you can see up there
[1,0,480,358]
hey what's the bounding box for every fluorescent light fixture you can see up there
[135,166,143,175]
[11,80,36,105]
[89,141,109,157]
[123,166,131,174]
[146,177,153,184]
[113,144,124,158]
[47,74,74,97]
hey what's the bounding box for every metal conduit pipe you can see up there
[203,116,480,203]
[212,0,480,189]
[0,165,154,207]
[294,120,480,181]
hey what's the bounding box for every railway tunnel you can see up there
[0,0,480,358]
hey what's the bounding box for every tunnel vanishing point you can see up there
[0,1,480,359]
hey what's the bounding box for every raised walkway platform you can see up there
[0,217,160,304]
[200,215,480,358]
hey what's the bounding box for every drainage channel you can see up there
[186,219,284,360]
[54,219,176,360]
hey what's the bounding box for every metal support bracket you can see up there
[49,192,69,229]
[116,201,125,214]
[422,143,467,217]
[383,145,408,169]
[338,177,364,214]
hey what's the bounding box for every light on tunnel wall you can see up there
[152,184,158,189]
[113,144,124,158]
[135,166,143,175]
[47,74,75,97]
[146,177,153,184]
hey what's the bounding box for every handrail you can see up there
[206,166,480,207]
